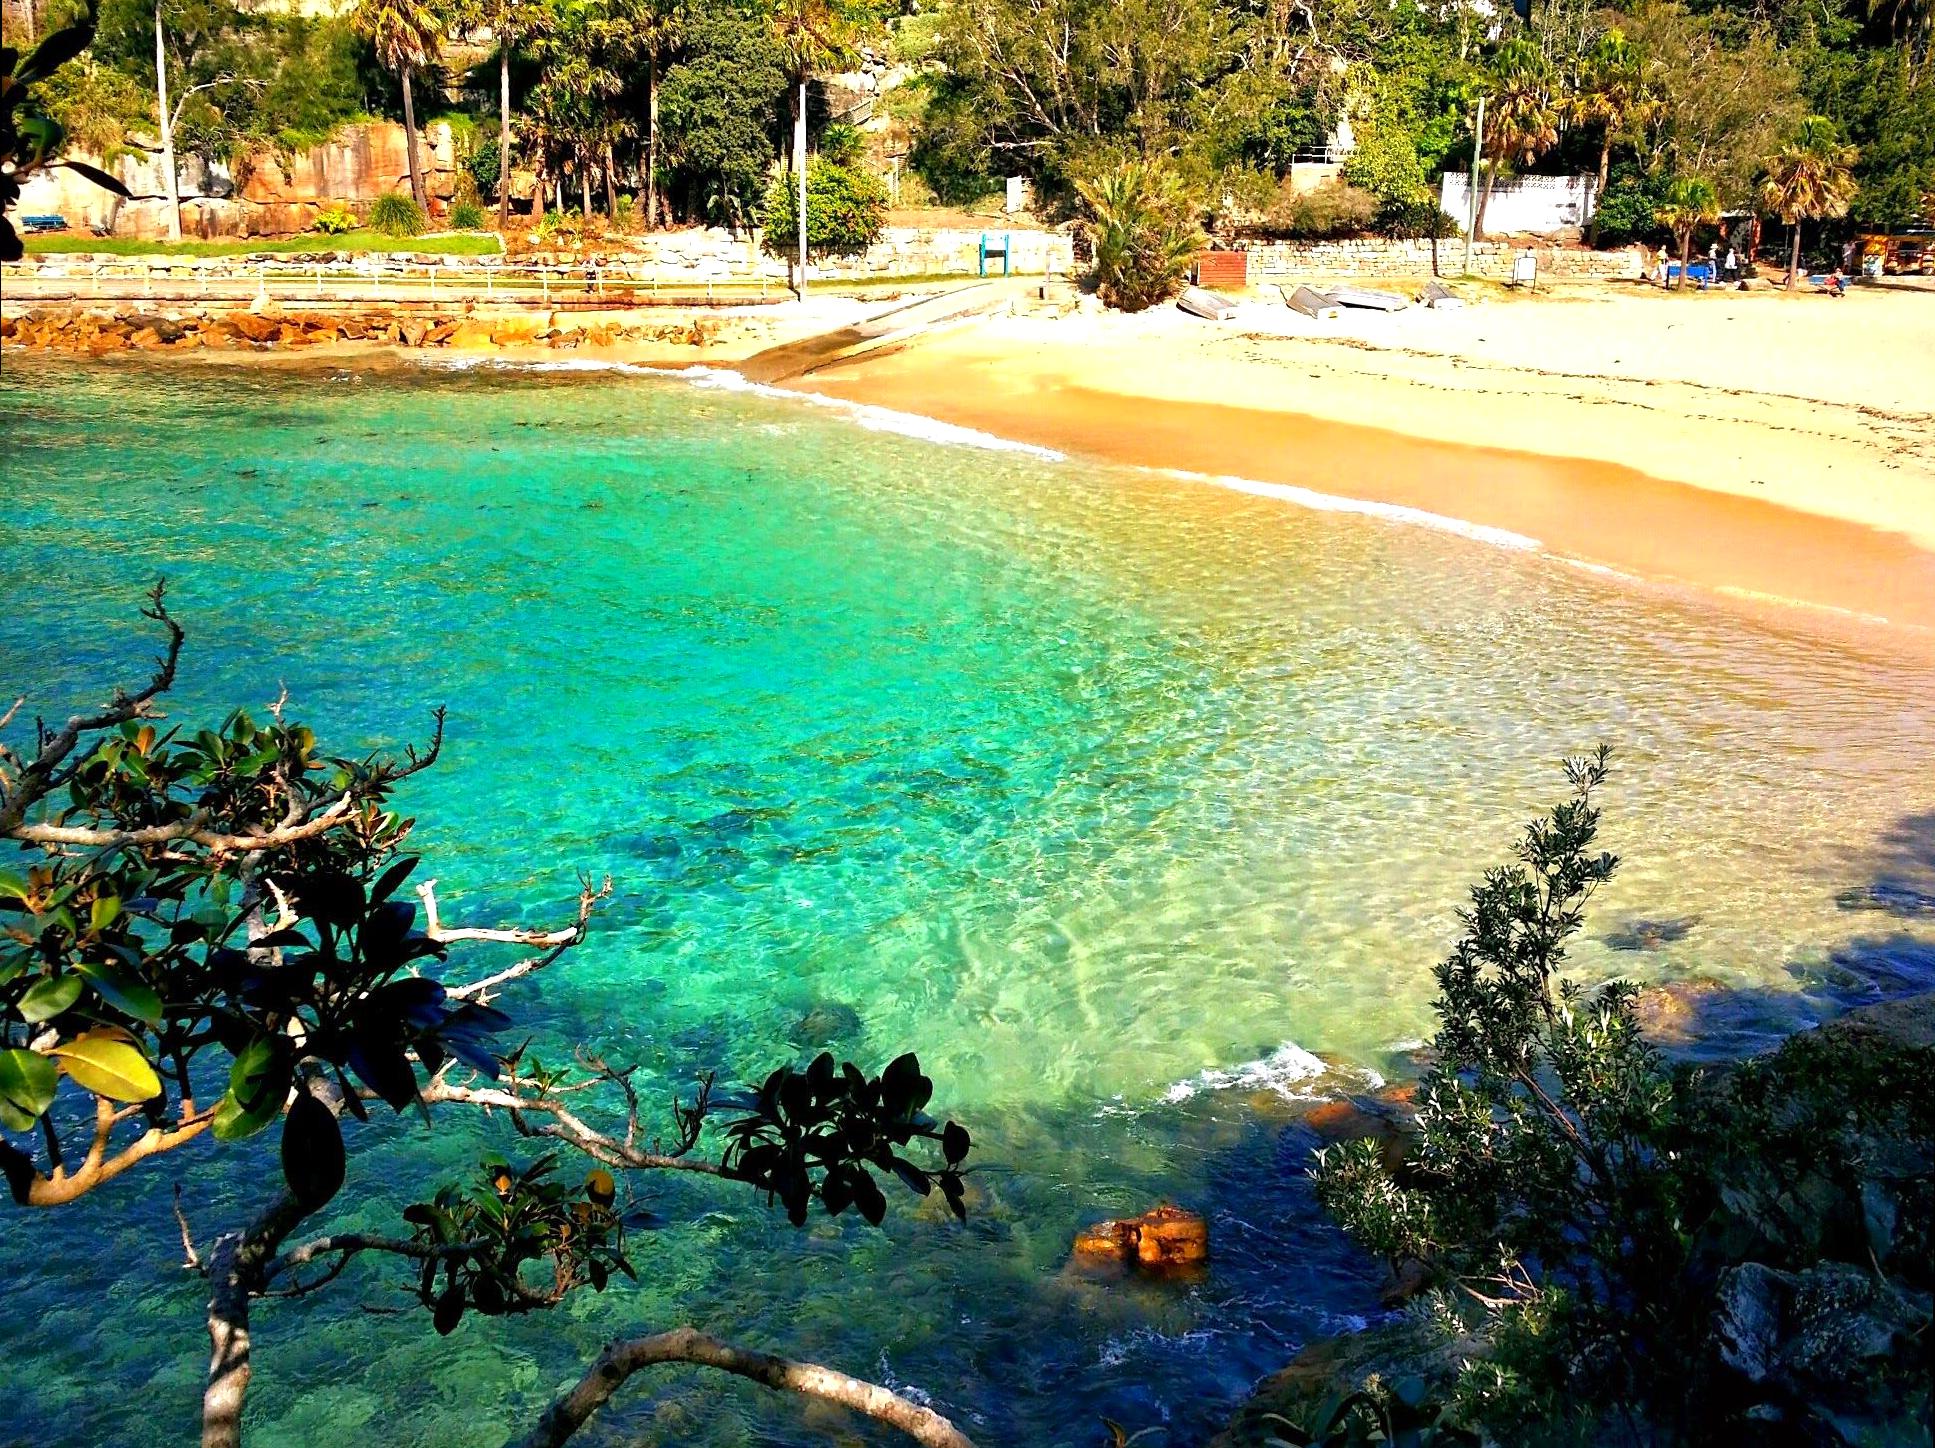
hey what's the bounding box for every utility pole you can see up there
[1462,92,1485,277]
[796,78,808,302]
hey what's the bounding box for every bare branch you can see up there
[439,876,611,1003]
[421,1080,723,1178]
[510,1327,978,1448]
[175,1184,205,1272]
[9,794,355,852]
[24,1105,217,1206]
[263,1233,487,1284]
[0,583,184,834]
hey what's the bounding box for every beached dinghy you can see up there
[1419,279,1466,310]
[1328,286,1410,311]
[1283,285,1342,320]
[1178,287,1241,320]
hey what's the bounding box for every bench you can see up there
[21,215,68,234]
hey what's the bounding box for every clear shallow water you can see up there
[2,357,1932,1447]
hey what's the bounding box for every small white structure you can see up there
[1439,173,1598,235]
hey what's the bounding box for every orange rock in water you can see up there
[1073,1204,1208,1274]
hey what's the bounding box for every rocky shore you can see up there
[0,303,727,356]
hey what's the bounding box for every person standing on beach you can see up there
[1724,245,1739,282]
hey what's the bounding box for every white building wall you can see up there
[1439,173,1598,235]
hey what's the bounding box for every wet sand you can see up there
[788,299,1935,662]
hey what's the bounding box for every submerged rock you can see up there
[1603,915,1700,951]
[794,1001,862,1046]
[1072,1204,1208,1275]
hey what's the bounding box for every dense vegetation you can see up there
[13,0,1930,257]
[0,590,979,1448]
[1303,751,1932,1446]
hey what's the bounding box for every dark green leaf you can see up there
[281,1091,346,1210]
[17,975,83,1024]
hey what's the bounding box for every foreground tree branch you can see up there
[510,1327,978,1448]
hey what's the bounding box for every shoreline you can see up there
[784,299,1935,664]
[9,288,1935,663]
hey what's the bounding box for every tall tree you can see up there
[1760,113,1858,288]
[1567,28,1651,247]
[352,0,446,210]
[456,0,554,227]
[1475,36,1558,240]
[1653,171,1718,288]
[766,0,862,296]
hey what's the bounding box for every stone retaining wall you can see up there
[1237,238,1645,280]
[598,226,1073,282]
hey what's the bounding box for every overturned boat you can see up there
[1177,287,1241,320]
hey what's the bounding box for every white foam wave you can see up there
[413,354,1066,457]
[679,367,1067,458]
[1164,469,1543,551]
[1160,1042,1384,1106]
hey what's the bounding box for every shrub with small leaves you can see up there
[368,191,426,238]
[311,203,357,235]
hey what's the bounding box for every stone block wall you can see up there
[1238,238,1645,280]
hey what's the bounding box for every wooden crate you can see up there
[1193,250,1248,289]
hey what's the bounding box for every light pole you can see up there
[1463,92,1485,276]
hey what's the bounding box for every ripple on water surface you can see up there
[2,358,1932,1447]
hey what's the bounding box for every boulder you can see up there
[224,310,281,343]
[1072,1204,1207,1274]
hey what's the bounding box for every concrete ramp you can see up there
[738,282,1014,382]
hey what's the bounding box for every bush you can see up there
[368,191,425,238]
[818,121,866,167]
[1260,178,1379,238]
[761,157,889,257]
[534,208,586,243]
[311,203,357,235]
[1311,749,1935,1445]
[467,137,502,202]
[447,198,487,231]
[1074,160,1204,312]
[1592,163,1669,247]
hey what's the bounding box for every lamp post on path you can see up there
[1463,93,1485,277]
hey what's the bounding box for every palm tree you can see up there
[767,0,859,297]
[638,0,682,231]
[1760,114,1859,291]
[1567,30,1652,248]
[1475,37,1559,241]
[353,0,447,212]
[1654,174,1719,290]
[1075,161,1203,312]
[454,0,553,228]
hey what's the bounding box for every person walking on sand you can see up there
[1724,244,1739,282]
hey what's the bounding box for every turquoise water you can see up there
[2,356,1932,1447]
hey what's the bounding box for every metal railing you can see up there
[0,255,803,308]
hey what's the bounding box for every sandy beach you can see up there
[790,282,1935,660]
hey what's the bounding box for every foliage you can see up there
[657,0,791,228]
[26,230,501,255]
[1256,179,1380,239]
[1589,161,1668,246]
[468,135,503,199]
[1653,172,1720,279]
[1624,4,1805,211]
[1074,159,1203,312]
[1310,751,1934,1443]
[1,12,132,260]
[0,597,975,1443]
[1761,113,1859,284]
[761,154,889,255]
[368,189,426,235]
[448,197,489,229]
[535,205,586,240]
[312,203,359,234]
